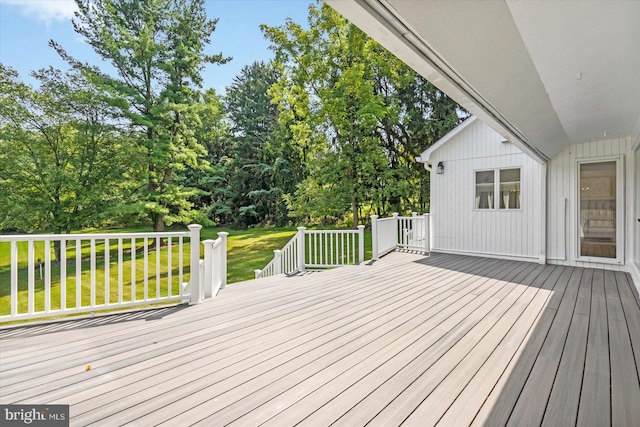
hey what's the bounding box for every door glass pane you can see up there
[476,170,495,209]
[500,168,521,209]
[579,161,616,258]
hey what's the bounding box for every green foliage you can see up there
[51,0,230,231]
[1,0,467,235]
[223,61,300,228]
[263,3,466,226]
[0,65,137,234]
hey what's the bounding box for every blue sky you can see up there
[0,0,313,94]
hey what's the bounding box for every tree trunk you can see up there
[352,201,359,228]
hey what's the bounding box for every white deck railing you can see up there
[0,225,227,322]
[371,212,430,260]
[255,226,365,279]
[255,228,303,278]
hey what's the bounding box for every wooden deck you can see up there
[1,252,640,426]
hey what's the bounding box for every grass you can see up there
[0,225,372,324]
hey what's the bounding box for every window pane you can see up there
[476,170,495,209]
[579,161,616,259]
[500,168,521,209]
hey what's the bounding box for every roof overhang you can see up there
[325,0,640,162]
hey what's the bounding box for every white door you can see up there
[577,158,624,264]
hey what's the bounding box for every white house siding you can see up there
[430,120,541,261]
[547,137,633,272]
[636,149,640,268]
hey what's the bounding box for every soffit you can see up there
[326,0,640,159]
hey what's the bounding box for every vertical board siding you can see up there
[431,120,540,260]
[547,137,632,271]
[636,150,640,267]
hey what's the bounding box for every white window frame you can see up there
[474,167,522,211]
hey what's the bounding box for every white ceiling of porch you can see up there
[325,0,640,160]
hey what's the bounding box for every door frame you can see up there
[575,155,625,265]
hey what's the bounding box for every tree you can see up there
[51,0,230,231]
[224,61,293,227]
[264,3,466,224]
[183,88,233,225]
[263,4,390,227]
[0,65,136,243]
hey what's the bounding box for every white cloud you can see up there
[2,0,78,24]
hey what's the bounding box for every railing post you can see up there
[370,215,379,261]
[202,239,215,298]
[357,225,365,264]
[423,213,430,253]
[254,269,262,279]
[297,227,306,272]
[273,250,282,275]
[188,224,202,305]
[218,232,228,289]
[392,212,399,248]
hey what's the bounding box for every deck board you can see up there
[541,268,592,427]
[1,252,640,426]
[229,260,527,427]
[607,271,640,427]
[576,269,611,427]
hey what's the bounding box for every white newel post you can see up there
[370,215,379,261]
[423,213,430,253]
[358,225,365,264]
[218,232,228,289]
[202,239,215,299]
[392,212,399,248]
[188,224,202,305]
[273,250,282,275]
[254,270,262,279]
[297,227,306,272]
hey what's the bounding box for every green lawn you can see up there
[0,225,371,323]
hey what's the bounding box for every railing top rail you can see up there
[281,234,298,249]
[0,231,191,242]
[304,229,359,234]
[376,217,397,223]
[202,236,223,249]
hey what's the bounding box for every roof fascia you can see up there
[417,116,478,164]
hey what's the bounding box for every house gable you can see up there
[423,118,542,262]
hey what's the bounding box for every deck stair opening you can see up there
[254,226,365,279]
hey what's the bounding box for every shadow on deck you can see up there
[1,252,639,426]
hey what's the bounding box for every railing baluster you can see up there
[44,240,51,313]
[179,236,183,297]
[28,241,34,314]
[76,239,82,309]
[118,238,123,304]
[105,238,110,305]
[90,239,96,308]
[60,239,67,311]
[156,237,160,299]
[167,237,172,297]
[131,238,136,302]
[10,241,18,316]
[143,237,148,301]
[323,232,327,266]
